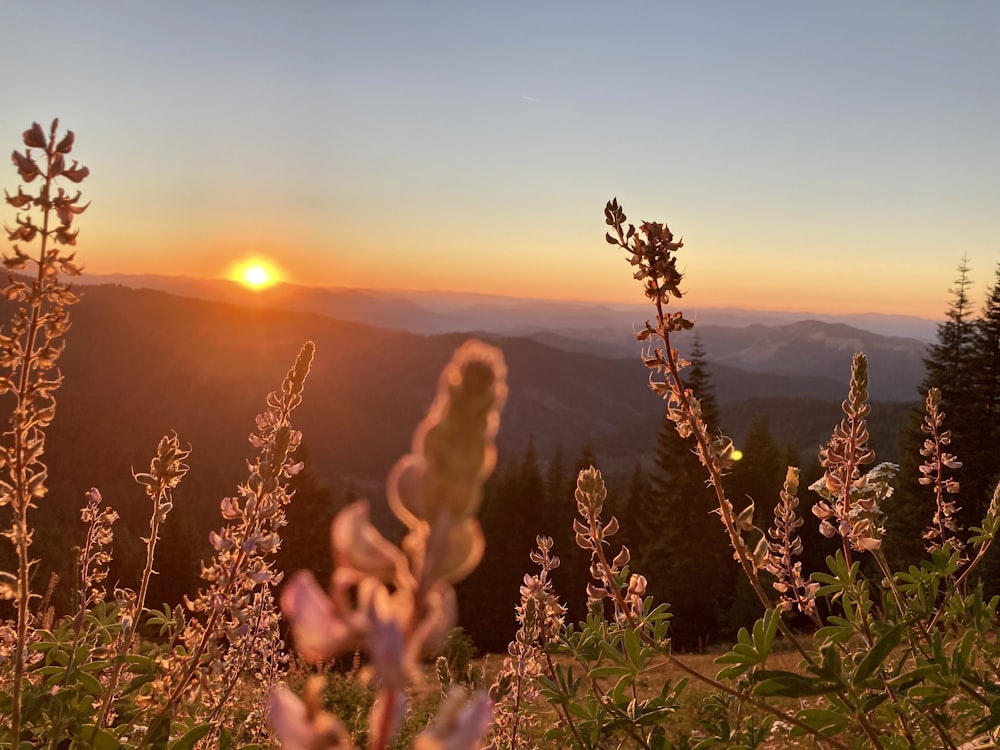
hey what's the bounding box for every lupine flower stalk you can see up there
[604,199,767,606]
[99,433,190,725]
[919,387,964,554]
[0,119,87,741]
[763,468,820,617]
[572,466,640,623]
[810,354,892,560]
[77,488,118,611]
[274,339,506,750]
[604,199,885,749]
[487,535,566,749]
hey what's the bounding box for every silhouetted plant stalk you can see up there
[60,488,117,689]
[604,199,768,605]
[98,433,190,726]
[604,199,890,747]
[76,488,118,615]
[133,341,314,746]
[0,119,87,741]
[273,339,506,750]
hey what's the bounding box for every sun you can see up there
[230,259,282,290]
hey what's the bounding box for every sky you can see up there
[2,1,998,318]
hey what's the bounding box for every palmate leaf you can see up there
[752,670,838,697]
[74,725,122,750]
[715,608,779,680]
[168,722,214,750]
[852,623,905,687]
[974,696,1000,733]
[789,707,850,737]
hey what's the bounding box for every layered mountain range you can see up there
[33,277,928,509]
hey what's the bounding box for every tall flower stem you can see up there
[98,434,189,726]
[604,199,885,748]
[3,120,87,743]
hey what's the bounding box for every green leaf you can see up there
[853,623,904,685]
[752,609,779,658]
[790,708,849,736]
[121,672,158,695]
[952,630,975,676]
[122,653,156,669]
[623,625,642,667]
[973,697,1000,732]
[753,670,834,698]
[169,722,214,750]
[80,659,112,672]
[76,670,105,696]
[74,725,123,750]
[588,665,632,680]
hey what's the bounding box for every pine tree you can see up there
[275,445,341,589]
[620,461,650,558]
[729,415,784,516]
[638,336,733,649]
[889,256,991,569]
[545,442,567,506]
[725,415,791,635]
[458,441,548,652]
[925,255,976,406]
[970,263,1000,491]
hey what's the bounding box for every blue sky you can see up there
[2,1,997,316]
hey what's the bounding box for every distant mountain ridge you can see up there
[73,274,930,401]
[74,273,938,341]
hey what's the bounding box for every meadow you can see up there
[2,121,999,750]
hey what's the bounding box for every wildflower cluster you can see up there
[273,339,506,750]
[605,197,686,307]
[593,198,1000,749]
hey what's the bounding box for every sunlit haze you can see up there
[2,2,997,318]
[230,258,282,291]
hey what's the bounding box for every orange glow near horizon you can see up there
[228,258,283,291]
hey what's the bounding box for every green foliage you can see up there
[433,626,478,679]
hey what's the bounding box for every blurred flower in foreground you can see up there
[275,339,506,750]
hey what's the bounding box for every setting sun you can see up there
[230,259,282,290]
